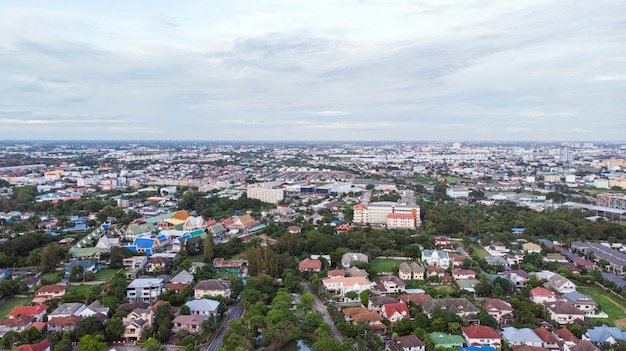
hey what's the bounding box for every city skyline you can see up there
[1,1,625,141]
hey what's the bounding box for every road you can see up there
[304,283,344,341]
[207,301,243,351]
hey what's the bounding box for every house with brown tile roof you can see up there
[298,258,322,272]
[0,316,33,335]
[327,269,345,278]
[193,279,231,299]
[482,298,514,326]
[533,326,559,349]
[172,315,207,334]
[47,315,83,333]
[542,301,585,325]
[13,340,51,351]
[163,282,187,293]
[567,340,600,351]
[33,284,66,303]
[398,293,432,305]
[376,275,406,294]
[388,335,426,351]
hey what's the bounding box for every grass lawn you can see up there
[0,297,33,319]
[189,254,207,263]
[66,284,95,296]
[443,176,467,184]
[578,286,626,321]
[40,271,62,283]
[470,244,490,259]
[94,268,122,281]
[370,259,405,274]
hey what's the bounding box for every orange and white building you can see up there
[352,202,421,229]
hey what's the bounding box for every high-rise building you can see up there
[559,145,572,164]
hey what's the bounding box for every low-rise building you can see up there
[193,279,231,299]
[126,278,163,303]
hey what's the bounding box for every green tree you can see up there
[21,326,43,344]
[78,334,107,351]
[105,317,124,342]
[142,337,167,351]
[394,318,414,336]
[179,305,191,315]
[76,316,105,338]
[204,235,215,261]
[360,289,372,307]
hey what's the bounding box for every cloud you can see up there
[0,1,623,140]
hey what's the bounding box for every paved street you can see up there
[304,283,344,341]
[207,301,244,351]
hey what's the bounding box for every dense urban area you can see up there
[1,141,626,351]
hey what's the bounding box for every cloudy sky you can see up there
[1,1,625,141]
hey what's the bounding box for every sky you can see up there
[1,0,625,142]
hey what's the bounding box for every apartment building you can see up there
[596,193,626,210]
[353,202,421,228]
[126,278,163,303]
[246,185,284,204]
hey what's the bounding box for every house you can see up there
[368,296,399,312]
[543,253,568,263]
[185,299,220,316]
[123,256,148,270]
[298,258,322,272]
[542,301,585,325]
[345,266,369,278]
[398,293,432,305]
[122,308,153,341]
[95,234,119,251]
[23,276,41,292]
[452,268,477,280]
[322,276,371,297]
[461,325,503,349]
[485,242,509,256]
[47,303,86,319]
[78,300,109,318]
[434,237,452,248]
[421,298,480,323]
[343,307,369,323]
[7,305,48,322]
[64,260,98,280]
[502,327,544,347]
[482,299,514,326]
[398,262,425,280]
[421,249,450,269]
[426,266,445,278]
[376,275,406,294]
[145,256,171,273]
[380,301,410,326]
[387,335,426,351]
[341,252,369,269]
[428,332,465,349]
[0,316,33,335]
[193,279,231,299]
[126,278,163,303]
[163,282,187,293]
[500,270,531,290]
[563,291,597,315]
[172,314,208,334]
[546,274,576,294]
[46,315,82,333]
[451,254,466,267]
[565,340,601,351]
[33,284,66,303]
[533,326,559,350]
[13,340,51,351]
[530,287,557,304]
[170,269,194,284]
[484,256,509,268]
[350,311,387,334]
[522,242,542,254]
[327,269,346,278]
[583,324,626,344]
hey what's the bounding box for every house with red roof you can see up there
[7,305,48,322]
[13,340,51,351]
[0,316,33,336]
[298,258,322,272]
[46,315,82,333]
[33,284,66,303]
[533,326,559,349]
[461,325,503,349]
[530,287,557,304]
[381,301,410,326]
[435,237,452,248]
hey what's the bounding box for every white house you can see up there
[421,250,450,269]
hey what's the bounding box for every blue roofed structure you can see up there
[585,324,626,344]
[460,347,496,351]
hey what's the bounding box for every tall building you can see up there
[246,185,284,204]
[560,145,572,164]
[596,193,626,210]
[353,202,421,229]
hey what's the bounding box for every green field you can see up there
[470,244,490,259]
[94,268,122,281]
[40,271,62,283]
[66,284,95,296]
[0,297,33,319]
[578,287,626,322]
[370,259,405,274]
[189,254,207,263]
